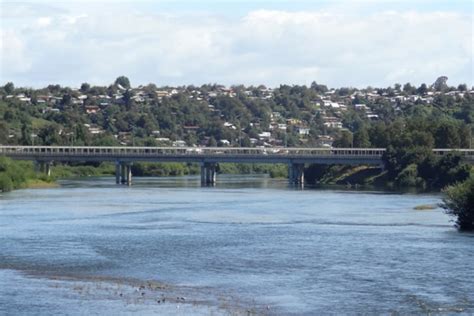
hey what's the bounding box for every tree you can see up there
[432,76,448,92]
[4,82,14,94]
[417,83,428,95]
[403,83,416,94]
[60,94,72,108]
[38,125,61,145]
[332,130,353,148]
[395,164,423,187]
[410,131,434,148]
[208,136,217,147]
[115,76,131,89]
[441,176,474,231]
[310,81,328,93]
[353,126,371,148]
[74,124,91,145]
[368,122,389,148]
[80,82,91,93]
[434,121,460,148]
[20,123,32,145]
[123,89,134,110]
[457,84,467,92]
[0,122,9,144]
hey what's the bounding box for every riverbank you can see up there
[0,159,300,192]
[2,157,471,193]
[0,157,56,192]
[50,162,288,179]
[306,163,474,190]
[305,165,385,187]
[24,179,60,189]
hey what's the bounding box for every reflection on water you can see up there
[1,175,473,315]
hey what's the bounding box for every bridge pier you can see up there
[126,164,132,186]
[45,162,51,177]
[35,161,52,176]
[115,162,121,184]
[116,162,132,185]
[120,164,127,184]
[289,163,304,186]
[200,164,206,184]
[201,162,217,186]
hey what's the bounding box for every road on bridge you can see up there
[1,146,473,185]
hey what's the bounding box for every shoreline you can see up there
[2,268,266,315]
[24,179,60,189]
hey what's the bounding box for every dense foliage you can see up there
[0,157,50,192]
[383,147,471,188]
[441,176,474,231]
[0,77,472,188]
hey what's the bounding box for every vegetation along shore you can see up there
[0,76,472,229]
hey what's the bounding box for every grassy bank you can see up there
[50,162,289,179]
[3,157,470,193]
[0,157,54,192]
[51,162,116,178]
[218,163,288,178]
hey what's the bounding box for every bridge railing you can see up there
[0,146,473,160]
[0,146,387,157]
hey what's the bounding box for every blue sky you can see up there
[1,0,472,88]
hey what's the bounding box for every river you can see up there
[1,175,473,315]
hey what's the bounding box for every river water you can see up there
[1,175,473,315]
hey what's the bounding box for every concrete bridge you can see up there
[1,146,473,186]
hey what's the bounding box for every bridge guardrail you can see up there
[0,146,473,160]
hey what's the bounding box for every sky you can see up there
[0,0,472,88]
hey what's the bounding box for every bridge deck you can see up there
[0,146,473,164]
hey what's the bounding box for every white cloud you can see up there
[0,2,472,88]
[37,17,52,27]
[0,30,33,75]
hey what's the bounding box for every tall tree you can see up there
[432,76,448,92]
[417,83,428,95]
[0,122,9,144]
[114,76,131,89]
[353,126,371,148]
[3,82,14,94]
[333,130,353,148]
[20,123,32,145]
[80,82,91,93]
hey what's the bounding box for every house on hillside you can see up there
[296,126,310,136]
[85,105,100,114]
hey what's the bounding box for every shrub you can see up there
[395,164,424,187]
[441,176,474,231]
[0,173,13,192]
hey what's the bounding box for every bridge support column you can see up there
[289,163,304,186]
[200,164,206,185]
[120,164,127,184]
[45,162,51,177]
[37,161,52,177]
[115,162,121,184]
[126,164,132,186]
[201,162,217,186]
[210,164,217,184]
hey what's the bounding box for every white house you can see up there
[296,127,310,135]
